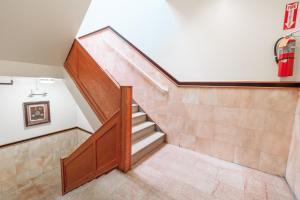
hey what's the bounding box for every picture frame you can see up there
[23,101,51,127]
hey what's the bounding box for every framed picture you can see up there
[23,101,51,127]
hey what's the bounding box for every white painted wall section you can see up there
[0,77,78,145]
[79,0,300,82]
[0,0,91,66]
[0,75,100,145]
[0,60,63,78]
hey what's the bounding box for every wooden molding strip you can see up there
[77,127,93,135]
[79,26,300,89]
[0,127,92,149]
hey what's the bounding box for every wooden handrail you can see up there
[61,39,132,195]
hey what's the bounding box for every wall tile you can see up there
[216,89,241,107]
[214,124,237,145]
[211,141,235,162]
[264,111,294,135]
[238,109,266,131]
[194,138,212,155]
[259,152,287,176]
[0,129,90,197]
[197,89,218,106]
[194,122,214,140]
[94,30,300,177]
[213,107,240,126]
[234,147,260,169]
[286,104,300,199]
[261,131,291,158]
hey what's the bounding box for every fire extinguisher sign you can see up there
[283,2,299,30]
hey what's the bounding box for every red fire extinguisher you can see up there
[274,36,296,77]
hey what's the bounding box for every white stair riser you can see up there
[132,114,147,126]
[132,125,155,142]
[132,105,139,113]
[132,136,165,165]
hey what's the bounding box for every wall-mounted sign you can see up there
[284,2,299,30]
[23,101,51,127]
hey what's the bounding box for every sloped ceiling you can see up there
[0,0,91,66]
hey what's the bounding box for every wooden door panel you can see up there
[63,145,95,192]
[77,48,120,120]
[96,125,118,169]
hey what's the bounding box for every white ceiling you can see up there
[0,0,91,66]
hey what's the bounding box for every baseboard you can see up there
[0,127,93,148]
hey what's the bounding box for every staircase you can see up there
[61,31,166,195]
[131,101,165,165]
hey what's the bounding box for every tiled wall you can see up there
[0,129,90,196]
[286,94,300,199]
[80,29,299,176]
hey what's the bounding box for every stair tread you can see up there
[132,112,146,118]
[132,121,155,134]
[132,132,165,155]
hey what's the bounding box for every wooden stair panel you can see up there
[61,40,132,195]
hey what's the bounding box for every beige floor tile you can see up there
[0,144,294,200]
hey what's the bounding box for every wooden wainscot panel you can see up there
[76,42,120,121]
[61,138,96,194]
[63,144,95,192]
[65,42,79,78]
[60,111,128,194]
[62,37,132,195]
[96,124,119,174]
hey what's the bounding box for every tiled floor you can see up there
[1,144,295,200]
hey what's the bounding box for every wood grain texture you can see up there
[61,40,132,195]
[65,41,120,122]
[119,86,132,172]
[61,112,120,194]
[78,26,300,89]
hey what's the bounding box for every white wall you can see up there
[0,77,92,145]
[0,0,91,66]
[79,0,300,82]
[0,60,63,78]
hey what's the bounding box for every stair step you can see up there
[132,112,147,125]
[132,121,155,142]
[132,132,165,165]
[132,104,139,113]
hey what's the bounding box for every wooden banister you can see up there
[119,86,132,172]
[61,39,132,194]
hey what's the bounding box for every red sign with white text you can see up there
[284,2,299,30]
